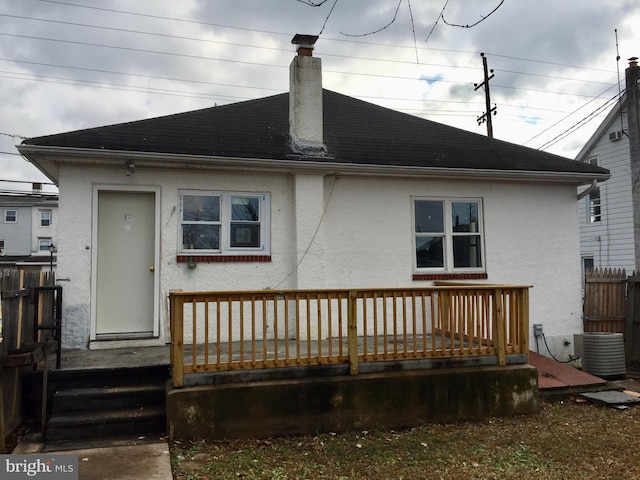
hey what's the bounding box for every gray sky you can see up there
[1,0,638,191]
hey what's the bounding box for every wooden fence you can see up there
[169,285,530,387]
[583,268,627,333]
[0,268,56,451]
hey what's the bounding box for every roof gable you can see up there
[575,95,627,162]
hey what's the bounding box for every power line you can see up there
[442,0,505,29]
[0,73,252,102]
[536,90,623,151]
[30,0,618,76]
[524,82,622,147]
[0,33,290,71]
[0,132,27,139]
[0,58,282,93]
[1,0,622,152]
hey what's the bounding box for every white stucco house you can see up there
[18,35,609,360]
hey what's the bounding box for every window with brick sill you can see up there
[178,190,271,262]
[412,197,486,281]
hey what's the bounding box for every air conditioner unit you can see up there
[608,131,622,142]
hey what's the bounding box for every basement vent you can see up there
[581,332,626,379]
[608,131,622,142]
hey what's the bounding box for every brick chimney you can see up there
[289,34,326,156]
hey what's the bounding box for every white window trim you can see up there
[412,197,486,273]
[38,238,52,251]
[588,187,601,224]
[40,209,52,227]
[4,210,17,223]
[179,190,271,255]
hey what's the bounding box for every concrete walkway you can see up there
[13,439,173,480]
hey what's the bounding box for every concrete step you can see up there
[46,405,166,441]
[42,365,169,442]
[48,365,170,389]
[51,384,165,414]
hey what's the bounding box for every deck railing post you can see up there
[519,287,530,358]
[493,288,506,366]
[169,290,185,387]
[348,290,358,375]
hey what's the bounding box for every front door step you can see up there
[46,405,165,442]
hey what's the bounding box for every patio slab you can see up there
[529,351,607,391]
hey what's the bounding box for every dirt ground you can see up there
[170,380,640,480]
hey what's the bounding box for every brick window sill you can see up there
[413,272,488,281]
[177,255,272,263]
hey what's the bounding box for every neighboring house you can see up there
[0,185,58,271]
[576,58,640,276]
[18,36,608,358]
[575,95,633,275]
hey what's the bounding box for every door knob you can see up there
[150,266,155,272]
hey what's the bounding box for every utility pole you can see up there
[474,53,497,138]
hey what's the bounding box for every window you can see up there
[4,210,17,223]
[0,240,5,255]
[179,191,270,255]
[589,188,601,223]
[39,238,52,251]
[414,198,484,271]
[40,209,52,227]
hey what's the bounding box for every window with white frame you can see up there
[40,209,52,227]
[413,198,484,271]
[179,191,270,254]
[4,210,17,223]
[589,187,601,223]
[38,238,52,251]
[0,240,5,255]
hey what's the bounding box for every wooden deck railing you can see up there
[169,285,530,387]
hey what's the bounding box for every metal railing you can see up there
[169,285,530,387]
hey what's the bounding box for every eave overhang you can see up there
[17,145,610,186]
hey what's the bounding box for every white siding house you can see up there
[0,189,58,269]
[576,97,634,274]
[18,37,608,360]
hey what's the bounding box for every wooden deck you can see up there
[170,285,530,386]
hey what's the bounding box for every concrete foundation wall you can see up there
[166,364,539,441]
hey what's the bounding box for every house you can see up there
[0,184,58,271]
[18,35,608,362]
[576,58,640,276]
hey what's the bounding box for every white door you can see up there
[95,191,156,337]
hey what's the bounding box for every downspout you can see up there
[577,179,597,201]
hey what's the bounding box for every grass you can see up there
[170,398,640,480]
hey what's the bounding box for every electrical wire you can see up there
[442,0,505,29]
[536,89,623,151]
[272,176,338,289]
[0,0,623,152]
[340,0,403,37]
[537,333,575,364]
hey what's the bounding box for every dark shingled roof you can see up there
[23,89,607,176]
